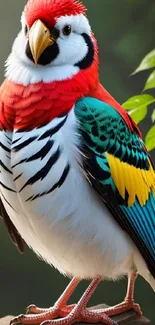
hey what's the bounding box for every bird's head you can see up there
[6,0,99,87]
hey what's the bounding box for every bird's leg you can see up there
[11,277,117,325]
[11,278,79,325]
[104,272,142,317]
[26,277,79,317]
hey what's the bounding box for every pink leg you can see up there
[11,278,79,325]
[104,272,142,317]
[11,277,117,325]
[26,278,79,316]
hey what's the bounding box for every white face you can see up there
[5,13,94,85]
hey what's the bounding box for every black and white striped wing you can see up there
[1,130,24,253]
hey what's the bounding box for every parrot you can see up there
[0,0,155,325]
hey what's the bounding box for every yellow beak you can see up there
[29,20,55,66]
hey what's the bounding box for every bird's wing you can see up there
[0,199,24,254]
[75,96,155,277]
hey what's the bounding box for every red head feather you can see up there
[0,0,141,138]
[25,0,86,28]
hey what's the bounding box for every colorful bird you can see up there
[0,0,155,325]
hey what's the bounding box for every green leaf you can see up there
[152,109,155,123]
[123,94,155,111]
[129,106,147,124]
[145,125,155,151]
[133,49,155,74]
[144,70,155,90]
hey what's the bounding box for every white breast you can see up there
[1,110,134,279]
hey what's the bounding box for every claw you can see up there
[25,304,48,315]
[10,314,25,325]
[26,305,37,314]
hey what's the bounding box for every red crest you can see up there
[25,0,86,28]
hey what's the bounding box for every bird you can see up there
[0,0,155,325]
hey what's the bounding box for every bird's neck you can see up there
[1,62,99,131]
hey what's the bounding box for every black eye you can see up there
[62,25,72,36]
[25,25,28,35]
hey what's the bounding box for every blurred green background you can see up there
[0,0,155,323]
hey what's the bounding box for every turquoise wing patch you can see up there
[75,96,155,277]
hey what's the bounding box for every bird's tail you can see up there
[148,273,155,291]
[141,269,155,291]
[134,250,155,291]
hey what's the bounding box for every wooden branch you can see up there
[0,305,151,325]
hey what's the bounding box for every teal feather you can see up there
[121,192,155,258]
[75,96,155,277]
[75,97,149,170]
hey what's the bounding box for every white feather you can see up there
[5,14,91,85]
[1,110,144,281]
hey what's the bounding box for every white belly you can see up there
[1,111,134,279]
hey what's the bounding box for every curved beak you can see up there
[29,20,56,66]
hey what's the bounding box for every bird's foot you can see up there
[10,305,117,325]
[104,299,142,317]
[10,304,75,325]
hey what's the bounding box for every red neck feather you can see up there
[0,41,99,131]
[0,29,141,138]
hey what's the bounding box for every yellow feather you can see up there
[142,170,149,202]
[124,162,134,206]
[106,153,125,199]
[127,165,136,206]
[115,157,126,199]
[106,153,155,207]
[137,169,147,205]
